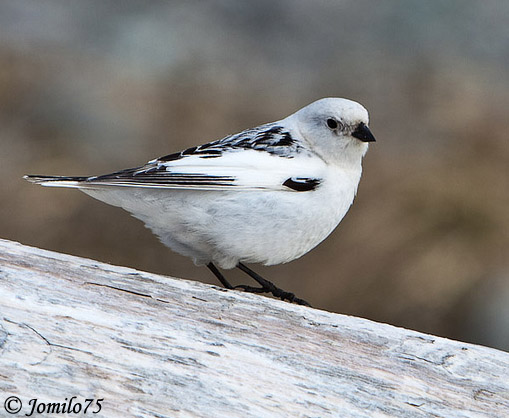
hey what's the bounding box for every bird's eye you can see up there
[326,118,338,130]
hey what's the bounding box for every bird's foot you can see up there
[207,262,311,306]
[235,282,311,306]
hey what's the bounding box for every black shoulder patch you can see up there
[283,177,321,192]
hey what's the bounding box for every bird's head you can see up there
[288,97,375,165]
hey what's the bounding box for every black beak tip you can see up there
[352,122,376,143]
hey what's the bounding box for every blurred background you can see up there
[1,0,508,351]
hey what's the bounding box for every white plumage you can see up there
[25,98,375,304]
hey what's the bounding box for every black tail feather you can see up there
[23,175,88,184]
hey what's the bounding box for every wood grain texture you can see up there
[1,238,508,417]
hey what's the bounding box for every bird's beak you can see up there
[352,122,376,142]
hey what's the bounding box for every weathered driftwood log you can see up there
[0,238,508,417]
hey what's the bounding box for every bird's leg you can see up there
[207,262,266,293]
[207,262,311,307]
[236,262,311,306]
[206,262,234,289]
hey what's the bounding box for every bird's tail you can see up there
[23,175,88,188]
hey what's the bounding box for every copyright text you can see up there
[3,396,103,416]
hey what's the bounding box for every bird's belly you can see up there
[187,184,355,268]
[87,178,357,269]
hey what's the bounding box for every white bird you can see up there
[25,97,375,305]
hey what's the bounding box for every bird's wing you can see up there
[157,122,304,161]
[25,124,325,192]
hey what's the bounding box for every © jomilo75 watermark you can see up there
[3,396,103,416]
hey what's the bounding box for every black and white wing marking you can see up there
[158,123,304,162]
[25,152,323,192]
[83,162,236,189]
[25,123,323,192]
